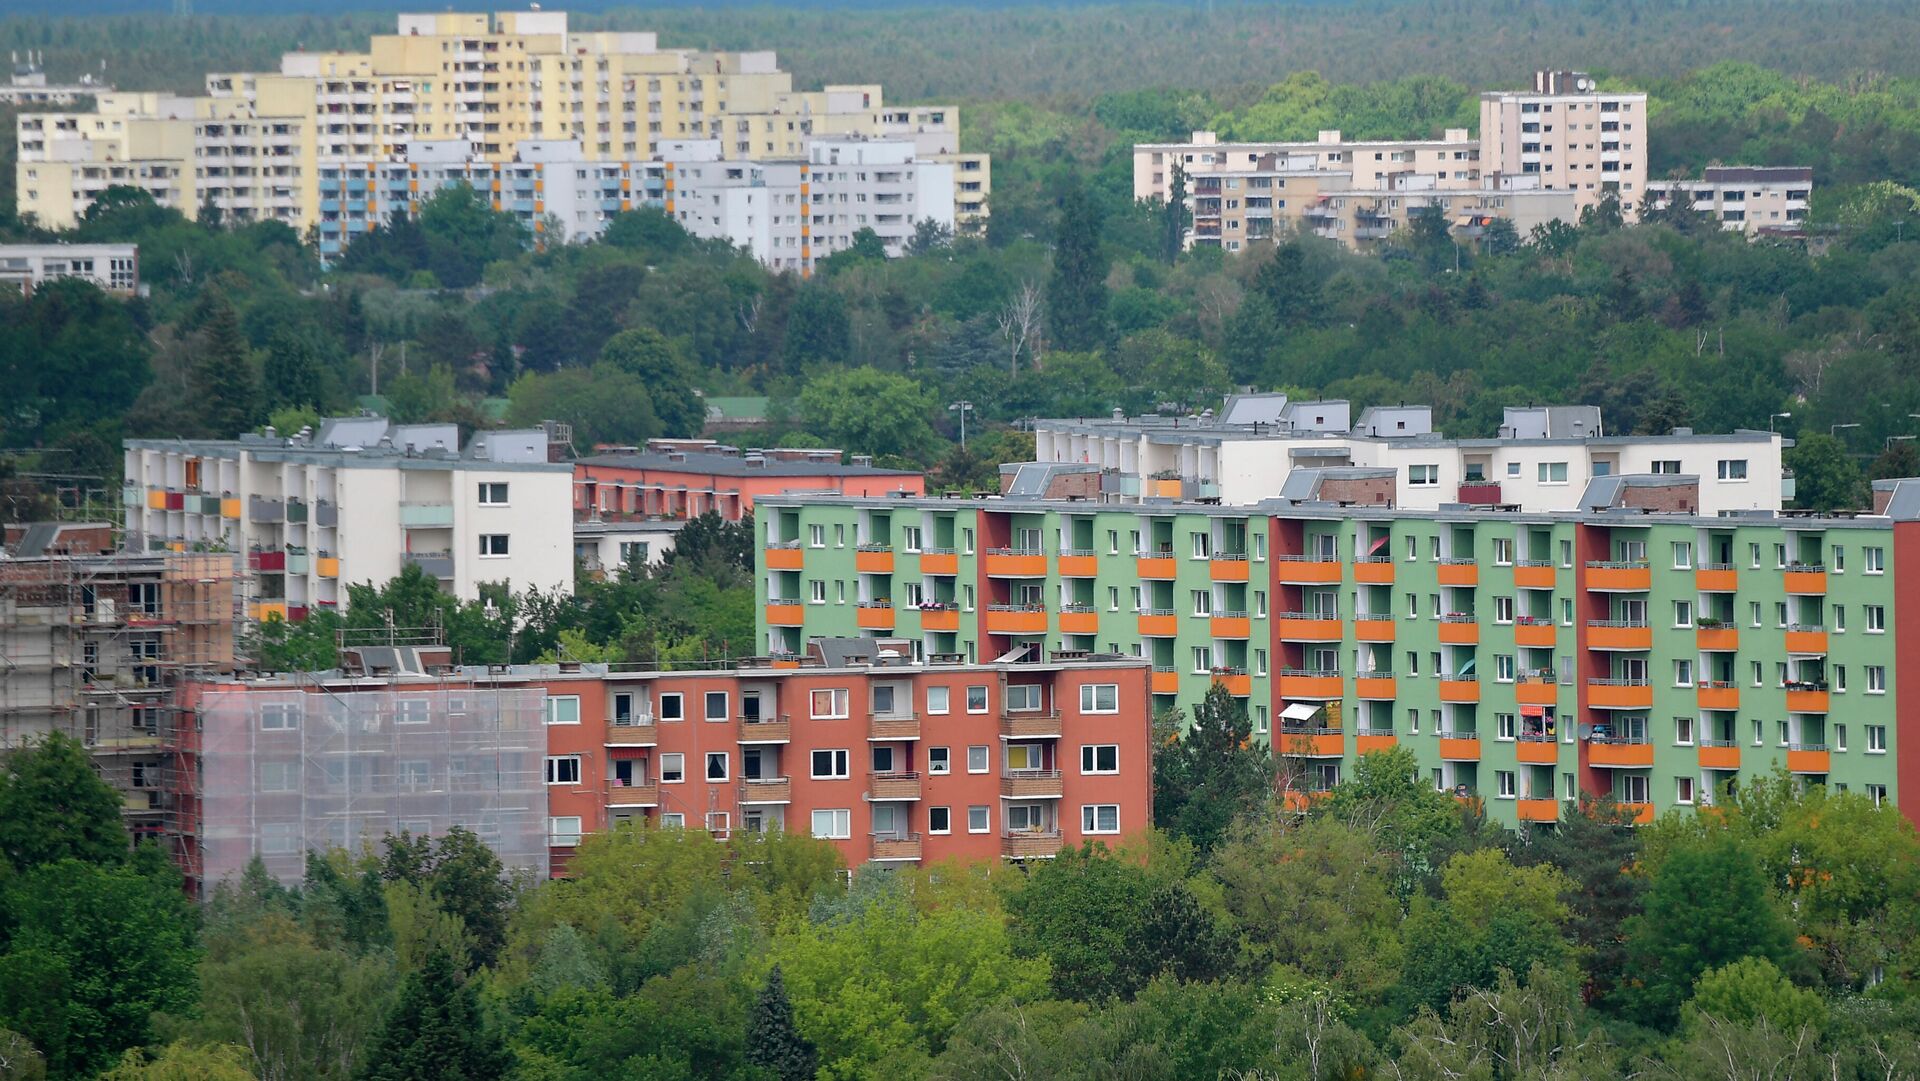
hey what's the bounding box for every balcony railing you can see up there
[1000,769,1064,799]
[1001,831,1064,859]
[606,716,657,745]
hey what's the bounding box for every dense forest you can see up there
[5,687,1920,1080]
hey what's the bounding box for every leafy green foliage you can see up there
[0,733,129,874]
[356,950,508,1081]
[1151,684,1275,855]
[746,965,818,1081]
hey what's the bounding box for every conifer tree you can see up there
[193,296,261,438]
[745,964,818,1081]
[1046,178,1109,352]
[355,950,507,1081]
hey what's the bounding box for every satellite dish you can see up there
[1577,78,1592,91]
[1577,723,1596,741]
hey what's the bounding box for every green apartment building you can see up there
[755,476,1920,828]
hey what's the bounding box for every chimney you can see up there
[851,455,873,468]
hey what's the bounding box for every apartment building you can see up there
[755,479,1920,828]
[1646,167,1813,237]
[1189,166,1576,253]
[0,243,138,295]
[177,639,1152,890]
[1133,128,1481,204]
[15,93,196,230]
[2,54,111,107]
[1478,69,1649,218]
[575,440,925,523]
[1031,396,1788,516]
[123,416,574,616]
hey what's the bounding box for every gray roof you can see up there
[1002,462,1100,498]
[1219,392,1291,426]
[1703,166,1813,184]
[1279,466,1394,501]
[1881,479,1920,521]
[11,522,62,557]
[579,452,919,478]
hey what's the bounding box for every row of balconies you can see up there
[604,711,1062,749]
[602,770,1065,809]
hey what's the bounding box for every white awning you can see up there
[1281,703,1321,723]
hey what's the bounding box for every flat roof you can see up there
[578,452,920,479]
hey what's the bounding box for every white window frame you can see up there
[810,688,850,719]
[477,481,509,505]
[810,808,851,840]
[478,533,510,557]
[544,696,581,726]
[1079,684,1119,713]
[545,755,581,785]
[1080,744,1119,774]
[1081,804,1120,834]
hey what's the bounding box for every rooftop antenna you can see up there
[172,0,193,17]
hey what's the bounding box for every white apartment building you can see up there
[0,243,138,295]
[1477,70,1649,217]
[2,54,112,107]
[1645,166,1812,237]
[1133,127,1481,204]
[124,417,575,620]
[1033,395,1787,516]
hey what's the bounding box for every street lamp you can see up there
[1832,422,1863,440]
[1769,412,1792,433]
[948,400,974,449]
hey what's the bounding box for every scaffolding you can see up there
[194,679,549,891]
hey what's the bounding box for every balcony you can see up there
[1001,831,1064,860]
[764,543,804,570]
[1440,679,1481,703]
[1458,481,1503,505]
[1586,621,1652,651]
[402,551,453,578]
[741,777,792,804]
[399,501,454,528]
[1439,616,1480,645]
[1276,612,1343,641]
[1136,554,1177,579]
[871,834,923,861]
[920,550,958,575]
[1787,747,1831,775]
[869,772,922,800]
[1517,735,1560,764]
[854,545,894,574]
[1516,797,1560,823]
[1515,617,1556,648]
[316,556,340,579]
[1150,668,1180,694]
[1437,559,1479,588]
[1209,555,1251,582]
[606,778,659,806]
[248,496,285,523]
[1587,678,1652,709]
[606,717,657,746]
[1355,672,1397,699]
[855,601,895,630]
[1275,728,1345,757]
[1587,738,1654,768]
[1782,566,1827,595]
[1274,555,1342,585]
[1059,606,1099,635]
[1057,551,1098,578]
[1277,669,1342,699]
[1213,671,1252,696]
[737,717,792,743]
[1137,610,1178,637]
[1785,684,1830,713]
[984,549,1047,577]
[1784,627,1828,655]
[1514,562,1556,590]
[869,716,921,741]
[1355,730,1397,754]
[1001,712,1062,739]
[1695,625,1738,651]
[1353,557,1395,584]
[765,600,805,626]
[1698,742,1741,771]
[1695,565,1738,592]
[249,549,286,573]
[1439,735,1481,761]
[1585,562,1651,592]
[1211,614,1251,639]
[1001,770,1064,799]
[1355,615,1395,642]
[985,604,1047,635]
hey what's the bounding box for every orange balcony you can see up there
[764,545,804,570]
[1276,730,1345,757]
[1137,611,1178,637]
[920,608,960,631]
[1214,672,1253,696]
[1211,615,1251,639]
[854,547,894,574]
[1282,789,1334,812]
[737,718,792,743]
[765,601,805,626]
[1356,732,1397,754]
[1695,626,1739,651]
[1277,671,1341,699]
[1587,740,1653,768]
[1619,802,1656,824]
[1587,622,1652,651]
[606,779,659,806]
[1000,712,1063,739]
[856,603,895,630]
[1695,567,1738,592]
[1517,678,1560,705]
[1057,554,1098,578]
[1438,618,1480,645]
[1515,620,1556,648]
[1784,628,1828,655]
[984,606,1047,634]
[1355,673,1397,699]
[1001,831,1064,860]
[869,772,923,800]
[1355,616,1395,642]
[1783,569,1827,595]
[1274,557,1342,585]
[1695,682,1740,711]
[1136,555,1177,579]
[921,551,959,575]
[316,556,340,578]
[1440,679,1480,703]
[871,835,923,861]
[1437,561,1479,588]
[1514,563,1556,590]
[1151,669,1181,695]
[1786,688,1830,713]
[984,550,1047,577]
[1516,738,1560,764]
[1516,798,1560,823]
[1277,614,1343,641]
[1698,743,1742,771]
[1585,562,1651,592]
[1439,736,1481,761]
[869,717,921,741]
[1587,680,1652,709]
[1354,559,1395,584]
[1787,748,1831,775]
[1058,609,1099,635]
[1001,770,1064,799]
[1209,557,1251,582]
[741,777,792,803]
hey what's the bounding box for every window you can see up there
[1190,590,1211,616]
[810,749,850,779]
[478,534,510,557]
[1676,777,1696,805]
[1674,600,1693,627]
[545,756,581,784]
[1080,684,1119,713]
[705,752,728,781]
[1492,538,1513,565]
[966,686,989,713]
[1496,771,1516,799]
[549,816,583,846]
[661,813,685,829]
[1651,459,1681,474]
[260,761,297,792]
[808,524,825,547]
[1865,547,1885,573]
[1082,805,1120,833]
[929,806,951,834]
[1832,545,1846,572]
[1868,725,1887,753]
[954,804,989,835]
[810,809,851,839]
[1406,593,1420,619]
[1497,713,1516,739]
[926,686,950,714]
[705,691,729,721]
[1495,655,1516,683]
[705,811,731,838]
[810,688,849,719]
[1867,605,1886,633]
[1834,606,1847,633]
[1674,659,1694,687]
[1406,536,1418,562]
[1537,462,1569,484]
[477,482,508,505]
[1674,717,1694,745]
[1191,533,1211,559]
[260,702,300,731]
[1255,706,1269,734]
[1494,596,1514,624]
[1749,602,1763,628]
[1836,666,1848,693]
[1672,542,1692,569]
[1409,465,1440,487]
[545,696,581,725]
[1619,775,1650,804]
[659,693,684,722]
[1192,646,1213,673]
[1081,745,1119,773]
[659,753,685,784]
[809,579,827,604]
[967,745,990,773]
[1836,724,1848,752]
[1717,459,1748,481]
[1867,666,1887,693]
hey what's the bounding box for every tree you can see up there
[663,511,756,576]
[1046,178,1108,351]
[355,950,507,1081]
[1477,217,1521,257]
[906,218,954,256]
[1687,957,1828,1036]
[797,368,938,460]
[1392,965,1619,1081]
[599,327,703,437]
[994,280,1044,374]
[0,1029,46,1081]
[746,965,818,1081]
[1152,685,1274,855]
[1160,163,1189,265]
[415,183,525,289]
[193,295,262,439]
[601,207,692,257]
[783,285,852,369]
[505,364,661,450]
[1787,431,1868,511]
[98,1042,258,1081]
[1323,745,1460,874]
[1514,798,1647,1008]
[0,733,129,873]
[262,328,328,412]
[1870,437,1920,481]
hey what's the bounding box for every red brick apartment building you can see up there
[575,440,924,523]
[178,641,1150,890]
